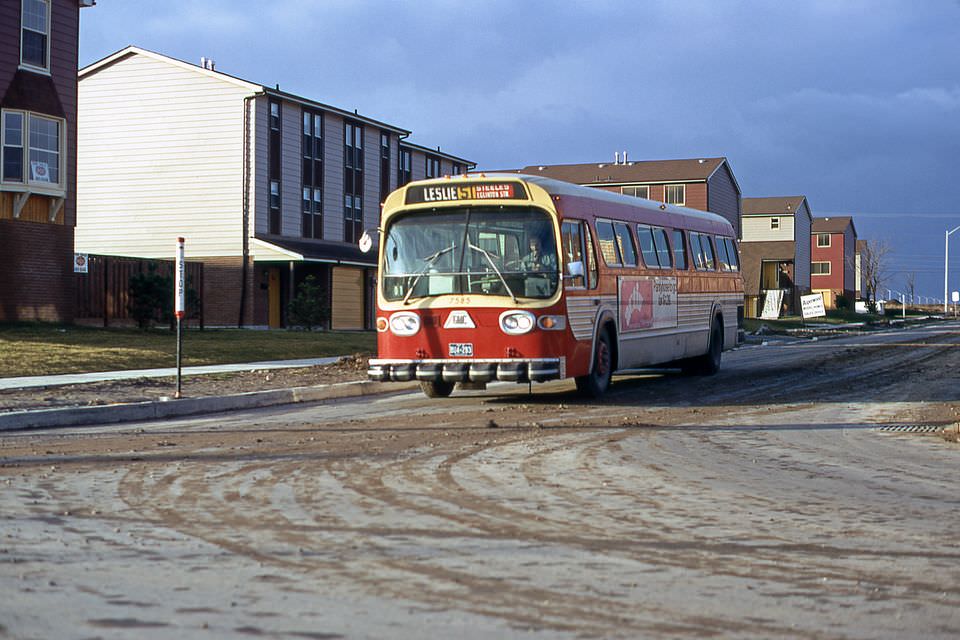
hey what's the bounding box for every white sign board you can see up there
[952,291,959,303]
[175,237,186,320]
[760,289,783,319]
[800,293,827,319]
[73,253,88,274]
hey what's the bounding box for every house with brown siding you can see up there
[740,196,813,317]
[0,0,95,322]
[810,216,857,308]
[504,156,742,239]
[75,46,473,329]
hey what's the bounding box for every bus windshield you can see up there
[382,206,559,302]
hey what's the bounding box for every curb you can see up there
[0,380,420,432]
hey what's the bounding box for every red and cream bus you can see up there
[366,173,744,398]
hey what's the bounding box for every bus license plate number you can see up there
[448,343,473,357]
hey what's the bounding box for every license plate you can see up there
[448,343,473,357]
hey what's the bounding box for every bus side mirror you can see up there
[566,261,584,277]
[359,228,380,254]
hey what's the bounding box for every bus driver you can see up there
[521,236,557,272]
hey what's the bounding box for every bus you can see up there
[365,173,744,398]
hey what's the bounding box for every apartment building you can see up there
[0,0,95,322]
[75,46,473,329]
[810,216,857,308]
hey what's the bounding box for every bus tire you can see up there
[420,380,455,398]
[576,329,613,398]
[683,317,723,376]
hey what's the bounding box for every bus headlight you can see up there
[499,310,536,335]
[389,311,421,336]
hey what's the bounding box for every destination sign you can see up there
[405,182,528,204]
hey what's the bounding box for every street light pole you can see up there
[945,226,960,314]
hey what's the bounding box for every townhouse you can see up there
[75,46,472,329]
[506,155,742,239]
[1,0,95,322]
[810,216,857,308]
[740,196,813,317]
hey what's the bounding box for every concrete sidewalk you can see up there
[0,357,342,391]
[0,357,418,432]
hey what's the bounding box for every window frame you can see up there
[671,229,688,270]
[425,154,441,179]
[664,184,685,206]
[343,120,364,243]
[621,185,649,199]
[770,217,780,230]
[595,219,622,267]
[398,146,412,187]
[812,261,832,276]
[20,0,51,73]
[816,233,831,248]
[690,232,716,271]
[1,109,65,190]
[613,222,637,267]
[300,108,323,239]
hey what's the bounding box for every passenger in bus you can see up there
[521,236,557,272]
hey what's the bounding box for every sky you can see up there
[78,0,960,301]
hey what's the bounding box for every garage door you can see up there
[331,266,364,330]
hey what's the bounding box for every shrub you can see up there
[128,264,172,329]
[835,293,851,311]
[288,275,329,330]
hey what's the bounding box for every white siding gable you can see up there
[742,214,795,242]
[76,53,256,259]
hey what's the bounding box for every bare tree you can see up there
[859,239,890,311]
[905,272,917,307]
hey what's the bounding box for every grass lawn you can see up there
[0,324,376,377]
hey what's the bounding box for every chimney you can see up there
[623,150,628,163]
[614,151,620,165]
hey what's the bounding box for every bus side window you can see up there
[672,229,688,270]
[561,220,586,288]
[637,225,658,268]
[595,220,621,266]
[652,227,672,268]
[690,233,705,270]
[715,235,732,270]
[614,222,637,266]
[725,237,740,271]
[695,233,716,270]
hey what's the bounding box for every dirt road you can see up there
[1,324,959,638]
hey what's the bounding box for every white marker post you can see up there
[175,237,186,398]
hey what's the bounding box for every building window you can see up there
[425,154,440,179]
[812,261,831,275]
[817,233,831,247]
[268,99,282,234]
[344,121,364,243]
[770,217,780,230]
[665,184,685,205]
[398,146,412,186]
[21,0,50,71]
[451,162,463,175]
[622,185,649,199]
[1,110,63,186]
[380,132,391,205]
[301,110,323,239]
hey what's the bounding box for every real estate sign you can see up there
[801,293,826,319]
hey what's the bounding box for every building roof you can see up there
[812,216,856,235]
[399,140,476,167]
[501,157,731,186]
[742,196,807,216]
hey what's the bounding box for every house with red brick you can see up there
[810,216,857,309]
[0,0,95,322]
[740,196,813,317]
[505,155,742,239]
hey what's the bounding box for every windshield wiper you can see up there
[468,242,517,303]
[402,243,456,304]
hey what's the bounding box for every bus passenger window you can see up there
[725,237,740,271]
[672,230,687,269]
[652,227,672,268]
[715,236,732,270]
[691,232,715,270]
[637,225,659,268]
[701,235,716,270]
[690,233,705,270]
[595,220,621,266]
[614,223,637,266]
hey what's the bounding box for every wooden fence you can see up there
[75,255,204,327]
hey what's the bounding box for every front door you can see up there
[268,267,282,328]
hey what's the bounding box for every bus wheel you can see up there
[576,330,613,398]
[420,380,455,398]
[683,318,723,376]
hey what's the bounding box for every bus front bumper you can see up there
[368,358,565,384]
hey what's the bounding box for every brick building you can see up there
[0,0,95,322]
[75,46,473,328]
